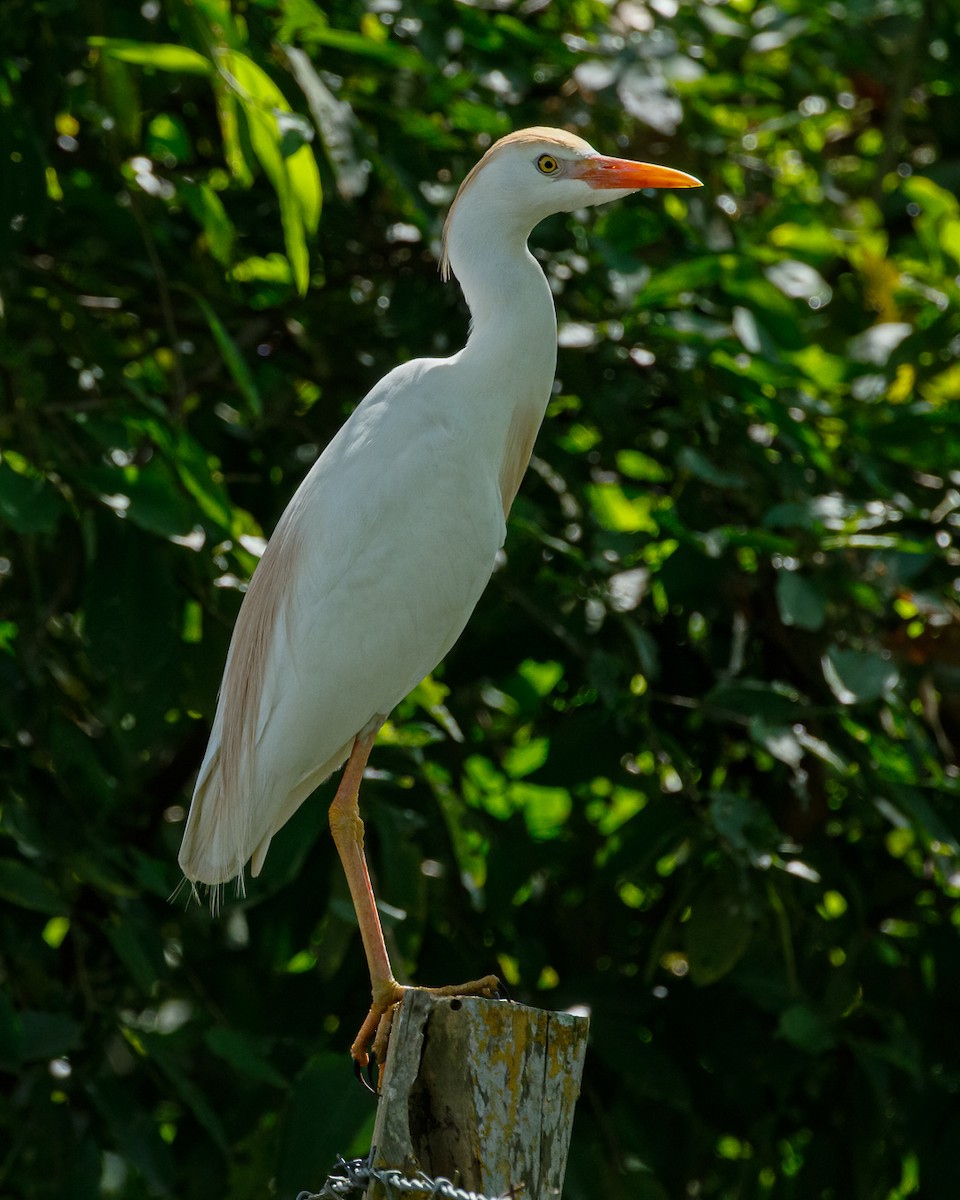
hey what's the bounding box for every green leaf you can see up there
[677,446,746,489]
[686,873,753,985]
[180,178,236,263]
[720,279,806,350]
[88,1073,175,1193]
[707,681,802,724]
[0,461,64,533]
[78,459,197,540]
[83,520,179,688]
[939,217,960,270]
[0,858,67,914]
[790,344,847,388]
[0,989,23,1068]
[709,791,783,865]
[213,81,254,184]
[901,175,959,224]
[277,1054,374,1195]
[750,720,804,768]
[140,1032,232,1155]
[105,915,168,993]
[279,3,425,70]
[0,620,17,654]
[146,111,192,163]
[503,737,549,779]
[586,483,658,533]
[776,571,826,631]
[769,221,844,258]
[634,256,722,306]
[823,647,899,704]
[89,37,212,75]
[100,54,142,144]
[880,786,959,856]
[223,50,321,294]
[18,1010,83,1061]
[763,501,817,531]
[205,1027,287,1088]
[188,290,263,417]
[159,429,237,533]
[276,110,315,158]
[516,659,564,698]
[616,449,670,482]
[512,782,572,838]
[778,1004,836,1054]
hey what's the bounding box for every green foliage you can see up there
[2,0,959,1197]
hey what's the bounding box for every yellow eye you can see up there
[536,154,560,175]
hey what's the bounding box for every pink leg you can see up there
[329,722,500,1072]
[328,722,403,1064]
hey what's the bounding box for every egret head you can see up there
[440,127,701,280]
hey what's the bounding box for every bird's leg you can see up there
[328,720,500,1075]
[328,719,404,1066]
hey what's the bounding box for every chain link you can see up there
[296,1148,522,1200]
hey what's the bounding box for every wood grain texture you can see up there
[366,991,589,1200]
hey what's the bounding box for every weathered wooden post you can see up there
[364,991,589,1200]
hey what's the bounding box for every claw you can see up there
[353,1055,378,1096]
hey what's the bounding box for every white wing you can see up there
[178,356,507,885]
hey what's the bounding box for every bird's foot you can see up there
[351,974,501,1090]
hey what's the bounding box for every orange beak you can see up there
[575,155,702,190]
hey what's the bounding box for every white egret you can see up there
[179,127,701,1067]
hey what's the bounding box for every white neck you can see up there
[442,190,559,515]
[444,184,558,364]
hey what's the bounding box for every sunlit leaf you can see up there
[283,45,368,199]
[616,449,670,483]
[89,37,212,75]
[618,66,684,135]
[768,222,844,257]
[221,49,322,294]
[146,111,192,163]
[750,720,804,769]
[586,483,658,533]
[503,737,549,779]
[511,782,572,839]
[765,259,832,306]
[517,659,564,697]
[847,322,912,365]
[179,179,235,263]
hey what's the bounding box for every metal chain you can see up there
[296,1148,522,1200]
